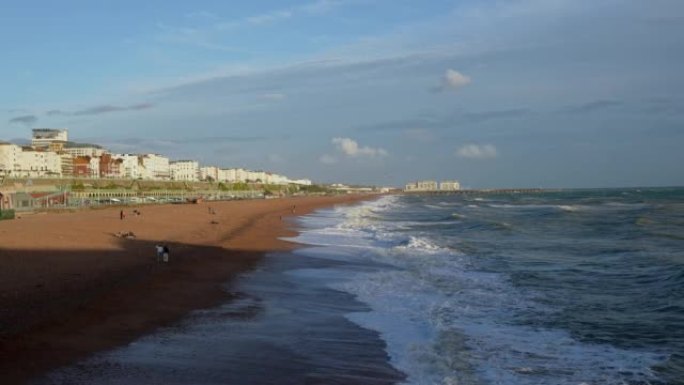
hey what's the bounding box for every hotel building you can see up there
[170,160,199,181]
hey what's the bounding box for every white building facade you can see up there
[440,180,461,191]
[200,166,219,181]
[405,180,439,192]
[0,142,21,175]
[170,160,199,181]
[14,148,62,177]
[141,154,170,180]
[116,154,143,179]
[290,178,312,186]
[63,145,105,158]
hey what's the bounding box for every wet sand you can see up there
[0,195,373,384]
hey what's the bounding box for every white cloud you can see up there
[444,69,471,90]
[456,144,497,159]
[332,137,388,157]
[319,154,337,164]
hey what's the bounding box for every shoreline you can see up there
[0,194,376,384]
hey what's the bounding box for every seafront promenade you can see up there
[0,177,306,212]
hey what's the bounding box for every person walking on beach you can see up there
[162,245,170,263]
[155,245,164,263]
[120,209,125,220]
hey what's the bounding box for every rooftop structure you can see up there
[405,180,460,192]
[405,180,439,192]
[31,129,68,149]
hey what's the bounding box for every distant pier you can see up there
[403,188,551,195]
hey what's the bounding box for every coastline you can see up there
[0,194,376,384]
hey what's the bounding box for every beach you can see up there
[0,194,374,384]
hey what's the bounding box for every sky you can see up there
[1,0,683,188]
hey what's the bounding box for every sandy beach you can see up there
[0,194,373,384]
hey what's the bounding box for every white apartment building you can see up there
[245,170,267,183]
[14,148,62,177]
[266,173,288,185]
[440,180,461,191]
[218,168,248,183]
[63,144,105,158]
[31,128,68,149]
[218,168,235,182]
[201,168,298,185]
[170,160,199,181]
[60,153,73,177]
[88,156,101,178]
[141,154,170,180]
[116,154,143,179]
[0,142,21,175]
[290,178,312,186]
[200,166,219,181]
[234,168,248,182]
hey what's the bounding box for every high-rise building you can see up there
[31,129,68,149]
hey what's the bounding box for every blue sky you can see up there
[1,0,683,188]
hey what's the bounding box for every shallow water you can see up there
[35,254,403,385]
[290,188,684,385]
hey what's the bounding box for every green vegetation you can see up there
[98,182,121,190]
[297,184,333,194]
[219,182,252,191]
[0,209,15,220]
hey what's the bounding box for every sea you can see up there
[38,188,684,385]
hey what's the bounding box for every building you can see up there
[405,180,439,192]
[170,160,199,181]
[245,170,266,183]
[116,154,143,179]
[45,151,63,177]
[62,142,105,158]
[0,142,21,175]
[140,154,170,180]
[31,128,68,149]
[3,129,317,186]
[290,178,312,186]
[234,168,248,182]
[99,154,122,178]
[218,168,247,183]
[15,148,62,177]
[265,173,288,185]
[440,180,461,191]
[200,166,220,182]
[59,153,74,177]
[72,156,93,178]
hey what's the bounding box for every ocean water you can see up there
[290,188,684,385]
[37,188,684,385]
